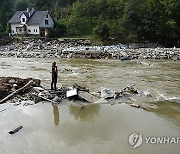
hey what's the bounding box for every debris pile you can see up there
[0,77,40,104]
[0,77,152,111]
[0,38,179,60]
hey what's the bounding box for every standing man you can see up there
[51,61,58,91]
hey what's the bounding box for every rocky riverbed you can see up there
[0,39,179,60]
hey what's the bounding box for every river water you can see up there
[0,58,180,154]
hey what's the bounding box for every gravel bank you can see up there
[0,39,179,60]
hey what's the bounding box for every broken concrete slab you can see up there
[66,89,78,98]
[78,91,99,103]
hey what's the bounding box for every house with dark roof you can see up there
[9,8,54,36]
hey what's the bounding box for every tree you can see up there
[29,0,55,10]
[93,21,110,41]
[16,1,28,11]
[0,24,3,32]
[51,22,67,37]
[0,0,13,31]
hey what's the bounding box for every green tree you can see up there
[16,1,28,11]
[0,24,3,32]
[29,0,55,10]
[51,22,67,37]
[0,0,13,31]
[93,21,110,41]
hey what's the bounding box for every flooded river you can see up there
[0,58,180,154]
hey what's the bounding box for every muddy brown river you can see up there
[0,58,180,154]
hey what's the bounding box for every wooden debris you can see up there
[0,80,34,104]
[121,86,139,94]
[130,103,140,108]
[39,95,62,105]
[130,103,148,110]
[140,106,148,110]
[73,83,89,92]
[0,77,40,100]
[33,87,45,93]
[9,126,23,134]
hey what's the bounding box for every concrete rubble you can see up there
[0,77,152,110]
[0,39,179,60]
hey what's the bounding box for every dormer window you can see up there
[22,18,25,22]
[45,20,49,25]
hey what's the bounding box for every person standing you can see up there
[51,61,58,91]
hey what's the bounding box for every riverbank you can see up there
[0,39,179,60]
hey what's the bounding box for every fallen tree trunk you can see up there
[0,80,33,104]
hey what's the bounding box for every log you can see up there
[130,104,140,108]
[0,80,33,104]
[9,126,23,134]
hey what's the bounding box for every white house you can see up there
[9,8,54,36]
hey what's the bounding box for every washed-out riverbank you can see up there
[0,39,180,60]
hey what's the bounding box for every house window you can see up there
[45,20,49,25]
[46,14,48,18]
[28,29,31,32]
[22,18,25,22]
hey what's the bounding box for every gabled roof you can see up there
[9,11,24,24]
[27,11,49,25]
[9,9,53,25]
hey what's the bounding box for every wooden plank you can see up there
[0,80,33,104]
[8,126,23,134]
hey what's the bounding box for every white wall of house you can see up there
[11,24,20,35]
[39,13,54,28]
[27,25,40,35]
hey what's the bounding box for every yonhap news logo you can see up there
[128,132,180,149]
[128,132,143,148]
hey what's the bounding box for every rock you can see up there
[0,38,179,60]
[101,87,115,99]
[121,55,132,60]
[8,79,16,84]
[52,96,61,102]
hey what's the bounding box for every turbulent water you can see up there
[0,58,180,154]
